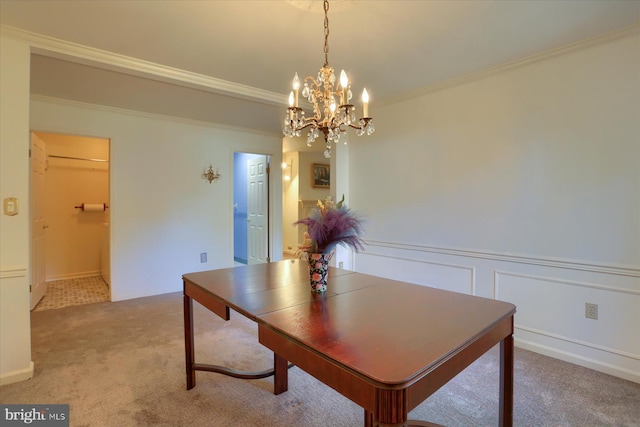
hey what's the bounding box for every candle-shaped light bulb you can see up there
[288,92,295,121]
[362,88,369,117]
[281,162,288,169]
[292,73,300,107]
[340,70,348,104]
[292,73,300,90]
[339,70,348,88]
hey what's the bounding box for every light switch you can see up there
[3,197,18,216]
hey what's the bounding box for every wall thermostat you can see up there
[3,197,18,216]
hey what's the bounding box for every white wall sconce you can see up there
[281,161,292,181]
[203,164,221,184]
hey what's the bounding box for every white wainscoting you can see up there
[0,267,34,385]
[357,240,640,383]
[356,252,475,295]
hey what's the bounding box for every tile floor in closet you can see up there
[33,275,109,311]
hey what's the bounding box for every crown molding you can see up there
[1,25,287,107]
[381,24,640,107]
[4,23,638,109]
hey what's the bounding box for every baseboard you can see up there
[46,270,101,282]
[515,339,639,384]
[0,361,34,386]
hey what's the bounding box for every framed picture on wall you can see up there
[312,163,330,188]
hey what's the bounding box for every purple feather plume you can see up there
[294,202,365,254]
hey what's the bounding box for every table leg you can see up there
[184,293,196,390]
[362,389,409,427]
[499,333,514,427]
[273,353,289,395]
[364,410,373,427]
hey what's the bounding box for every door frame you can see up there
[247,154,270,264]
[29,132,47,309]
[28,129,112,304]
[232,149,280,265]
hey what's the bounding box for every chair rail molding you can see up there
[0,266,27,279]
[365,240,640,278]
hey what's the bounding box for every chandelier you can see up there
[283,0,375,158]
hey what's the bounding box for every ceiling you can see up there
[1,0,639,139]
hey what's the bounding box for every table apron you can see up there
[184,279,230,321]
[258,323,378,411]
[407,315,514,411]
[259,315,513,418]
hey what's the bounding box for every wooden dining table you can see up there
[183,259,516,427]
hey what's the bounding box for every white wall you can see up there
[332,142,354,271]
[1,31,283,384]
[299,151,331,201]
[282,151,299,254]
[350,33,640,382]
[0,36,33,385]
[30,98,283,301]
[282,149,331,254]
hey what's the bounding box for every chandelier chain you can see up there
[323,0,329,67]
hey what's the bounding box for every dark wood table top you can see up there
[183,259,516,388]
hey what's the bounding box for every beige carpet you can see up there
[2,291,639,426]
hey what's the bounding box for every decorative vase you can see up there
[308,253,332,293]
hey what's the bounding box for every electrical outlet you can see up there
[200,252,207,263]
[339,261,344,269]
[585,302,598,320]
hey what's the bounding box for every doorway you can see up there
[233,152,270,265]
[30,131,111,311]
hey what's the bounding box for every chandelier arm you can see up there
[288,115,322,130]
[347,117,373,130]
[296,122,318,131]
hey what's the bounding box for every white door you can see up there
[30,133,47,309]
[247,155,269,264]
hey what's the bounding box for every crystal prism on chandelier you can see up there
[283,0,375,158]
